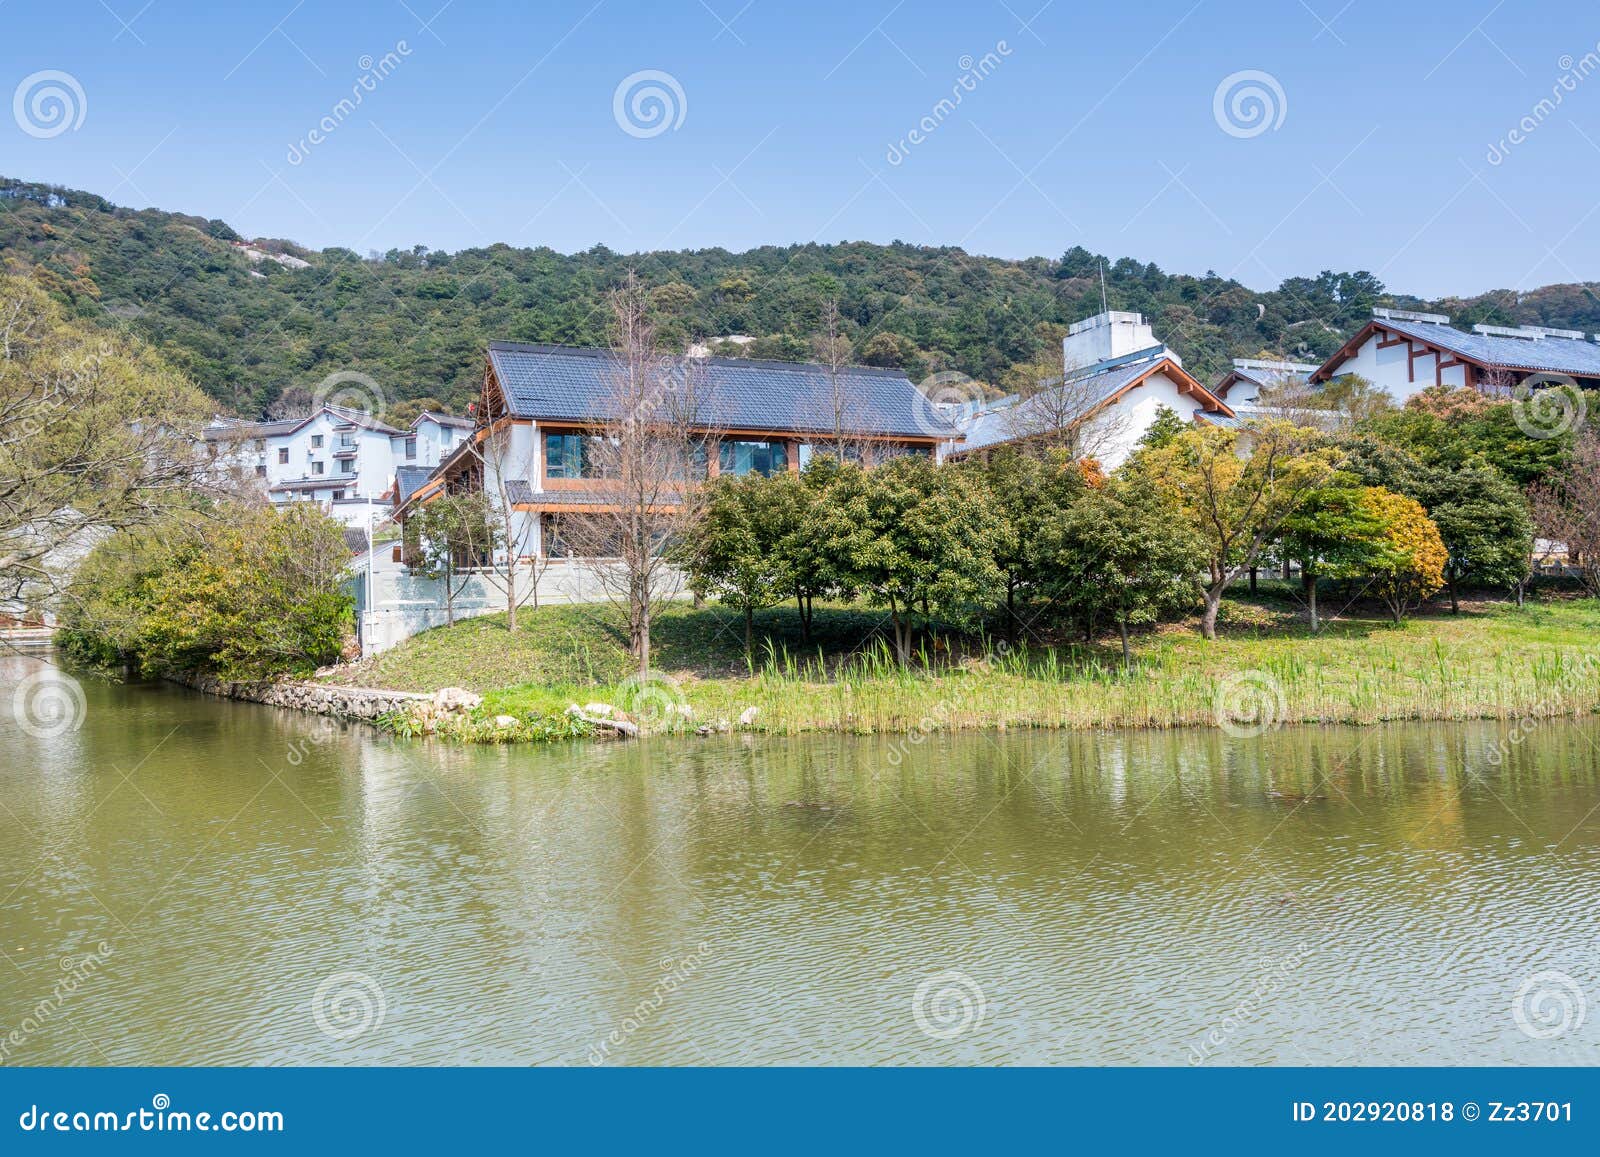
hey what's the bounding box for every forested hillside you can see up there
[5,175,1597,417]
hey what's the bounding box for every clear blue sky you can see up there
[4,0,1598,297]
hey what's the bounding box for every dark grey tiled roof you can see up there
[503,479,535,505]
[486,342,955,438]
[414,411,474,429]
[394,466,435,501]
[204,417,300,440]
[951,359,1156,454]
[204,405,403,439]
[1378,318,1600,377]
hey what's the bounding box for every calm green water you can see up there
[3,652,1598,1066]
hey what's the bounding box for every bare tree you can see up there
[799,298,893,466]
[999,349,1132,464]
[456,374,542,631]
[558,275,716,673]
[1530,430,1600,597]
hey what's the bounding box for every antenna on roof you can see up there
[1099,261,1109,314]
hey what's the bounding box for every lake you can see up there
[2,653,1597,1066]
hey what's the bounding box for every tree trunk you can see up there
[637,598,652,674]
[888,599,910,666]
[1248,567,1257,594]
[744,603,753,653]
[1302,568,1318,633]
[1447,578,1459,614]
[1118,618,1130,669]
[505,557,517,632]
[1006,578,1016,642]
[1201,585,1224,640]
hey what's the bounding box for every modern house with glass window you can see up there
[402,341,956,561]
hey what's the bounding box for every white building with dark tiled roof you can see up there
[1310,308,1600,401]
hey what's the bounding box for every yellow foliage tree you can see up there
[1360,487,1447,622]
[1138,420,1342,639]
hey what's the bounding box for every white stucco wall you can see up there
[1085,369,1211,470]
[1323,331,1468,402]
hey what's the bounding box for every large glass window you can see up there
[718,440,787,477]
[545,432,618,479]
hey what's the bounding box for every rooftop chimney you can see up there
[1062,311,1174,374]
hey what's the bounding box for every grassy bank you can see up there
[323,585,1600,742]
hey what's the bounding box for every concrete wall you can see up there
[1089,368,1211,471]
[354,556,682,655]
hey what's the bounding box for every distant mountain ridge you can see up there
[4,175,1597,416]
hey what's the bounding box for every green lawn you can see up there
[326,586,1600,740]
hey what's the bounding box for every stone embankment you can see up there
[180,676,481,723]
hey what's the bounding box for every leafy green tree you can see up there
[404,490,495,625]
[681,472,798,650]
[826,455,1001,664]
[62,503,354,678]
[1043,481,1203,665]
[1363,387,1569,487]
[1136,421,1342,639]
[1415,463,1533,610]
[1277,479,1390,631]
[1,274,211,614]
[778,456,855,641]
[975,449,1087,638]
[1138,404,1188,450]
